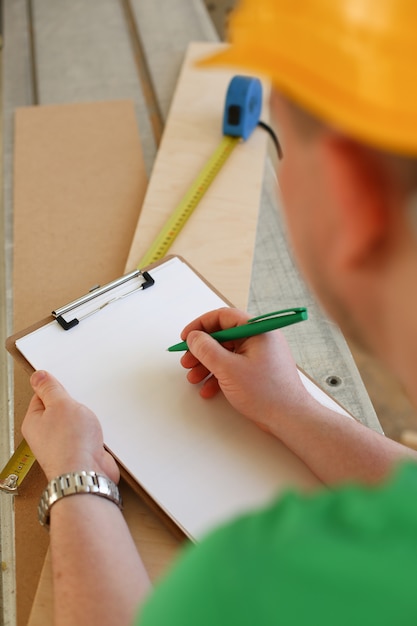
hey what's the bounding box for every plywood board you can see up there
[126,42,269,310]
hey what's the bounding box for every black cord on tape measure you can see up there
[258,121,283,160]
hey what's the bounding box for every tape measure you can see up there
[138,75,262,268]
[0,438,35,493]
[0,76,262,493]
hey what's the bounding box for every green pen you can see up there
[167,307,308,352]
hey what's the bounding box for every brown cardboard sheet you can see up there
[12,99,148,626]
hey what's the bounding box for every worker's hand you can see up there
[22,370,119,483]
[180,308,314,438]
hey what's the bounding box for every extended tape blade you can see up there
[138,135,240,268]
[0,438,36,493]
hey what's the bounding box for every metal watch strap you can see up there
[38,470,123,528]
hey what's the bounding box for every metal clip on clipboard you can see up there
[52,270,155,330]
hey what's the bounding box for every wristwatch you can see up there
[38,470,123,528]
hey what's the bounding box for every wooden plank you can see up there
[126,42,269,310]
[0,87,15,626]
[1,3,37,625]
[2,0,33,309]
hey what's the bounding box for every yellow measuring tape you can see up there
[138,135,240,268]
[0,438,35,493]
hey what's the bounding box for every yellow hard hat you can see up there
[199,0,417,156]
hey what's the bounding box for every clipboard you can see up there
[7,255,351,541]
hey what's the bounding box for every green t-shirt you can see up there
[136,463,417,625]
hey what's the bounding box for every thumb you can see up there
[30,370,70,407]
[187,330,235,374]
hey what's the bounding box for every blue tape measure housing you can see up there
[222,75,262,141]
